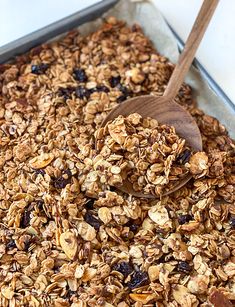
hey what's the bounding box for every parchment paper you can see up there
[78,0,235,137]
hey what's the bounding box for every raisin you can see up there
[37,200,44,210]
[127,270,149,289]
[75,86,90,99]
[84,211,102,230]
[24,238,32,251]
[125,219,141,233]
[31,63,49,75]
[20,203,34,228]
[178,214,193,225]
[117,95,127,103]
[52,169,72,189]
[177,261,191,273]
[229,218,235,228]
[85,199,95,210]
[177,149,192,164]
[95,85,110,93]
[73,68,88,82]
[7,240,16,249]
[109,75,121,87]
[34,169,46,176]
[117,84,131,96]
[58,87,75,100]
[112,262,133,278]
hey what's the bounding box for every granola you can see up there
[0,17,234,307]
[95,113,191,196]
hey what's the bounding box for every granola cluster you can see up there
[95,113,191,196]
[0,17,234,307]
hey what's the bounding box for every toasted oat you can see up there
[0,16,234,307]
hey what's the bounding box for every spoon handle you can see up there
[164,0,219,100]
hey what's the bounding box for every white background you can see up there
[0,0,234,104]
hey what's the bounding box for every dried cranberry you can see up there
[84,212,102,230]
[73,68,88,82]
[7,240,16,249]
[31,63,49,75]
[109,75,121,87]
[75,86,90,99]
[112,262,133,278]
[177,149,192,164]
[52,169,72,189]
[229,218,235,228]
[177,261,191,273]
[178,214,193,225]
[127,270,149,289]
[58,87,75,100]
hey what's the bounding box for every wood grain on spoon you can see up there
[99,0,219,198]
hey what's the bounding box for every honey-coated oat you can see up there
[0,17,234,307]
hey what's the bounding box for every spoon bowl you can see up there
[101,95,202,198]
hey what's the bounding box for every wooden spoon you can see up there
[99,0,219,198]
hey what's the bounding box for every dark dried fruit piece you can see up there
[117,84,131,96]
[125,219,141,233]
[127,270,149,289]
[112,262,133,278]
[37,200,44,210]
[34,169,46,176]
[84,211,102,230]
[117,95,127,103]
[178,214,193,225]
[73,68,88,82]
[177,149,192,164]
[7,240,16,249]
[20,203,34,228]
[85,199,95,210]
[177,261,191,273]
[109,75,121,87]
[31,63,49,75]
[58,87,75,100]
[52,169,72,189]
[75,86,90,99]
[95,85,110,93]
[229,217,235,228]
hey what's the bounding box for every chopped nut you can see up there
[29,153,54,169]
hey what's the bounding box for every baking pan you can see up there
[0,0,234,125]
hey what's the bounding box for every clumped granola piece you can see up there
[95,113,191,196]
[0,16,234,307]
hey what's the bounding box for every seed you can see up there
[177,261,191,273]
[112,262,133,278]
[178,214,193,225]
[73,68,88,82]
[127,270,149,289]
[31,63,49,75]
[85,199,95,210]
